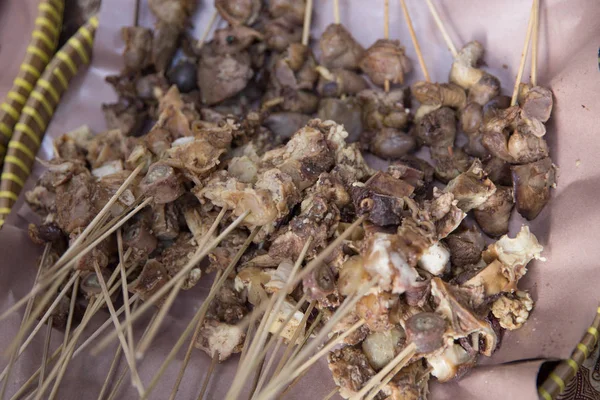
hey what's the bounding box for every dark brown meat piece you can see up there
[28,222,64,245]
[263,17,302,52]
[101,98,146,137]
[211,25,263,55]
[461,102,483,134]
[139,162,185,204]
[268,0,305,25]
[152,203,180,240]
[148,0,195,26]
[358,89,410,131]
[317,97,363,142]
[367,128,416,160]
[55,172,96,234]
[319,23,365,70]
[483,156,512,186]
[360,39,412,87]
[197,47,253,105]
[351,184,404,226]
[85,129,128,169]
[507,130,549,164]
[264,112,311,140]
[512,157,555,220]
[405,312,446,353]
[152,22,181,73]
[128,259,169,304]
[414,106,456,148]
[431,146,472,183]
[302,263,336,301]
[388,156,434,189]
[215,0,261,26]
[469,73,501,105]
[444,225,485,268]
[327,346,377,397]
[444,159,496,212]
[481,106,520,163]
[121,27,153,72]
[412,81,467,110]
[521,86,553,122]
[366,171,415,198]
[271,44,318,90]
[316,68,367,98]
[123,216,158,256]
[474,186,514,237]
[158,233,202,289]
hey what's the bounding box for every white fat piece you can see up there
[268,299,305,342]
[427,343,472,382]
[92,160,124,178]
[492,225,545,268]
[418,242,450,276]
[364,235,420,294]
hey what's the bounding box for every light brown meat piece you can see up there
[319,23,365,70]
[474,186,514,237]
[128,259,170,304]
[358,89,410,131]
[359,39,412,87]
[444,159,497,212]
[215,0,261,26]
[121,27,153,72]
[268,0,305,25]
[328,346,377,398]
[197,47,253,105]
[511,157,555,220]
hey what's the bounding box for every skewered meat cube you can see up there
[360,39,412,87]
[319,23,365,70]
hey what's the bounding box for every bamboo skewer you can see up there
[350,343,418,400]
[92,211,251,355]
[302,0,313,46]
[384,0,391,92]
[117,229,135,356]
[168,271,223,400]
[139,225,259,400]
[511,1,537,106]
[136,207,228,359]
[93,262,145,396]
[333,0,340,24]
[424,0,458,57]
[38,316,53,390]
[531,0,540,86]
[323,387,339,400]
[197,355,218,400]
[96,345,123,400]
[0,244,49,399]
[399,0,431,82]
[61,273,80,355]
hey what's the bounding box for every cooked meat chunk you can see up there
[159,233,201,289]
[474,186,514,237]
[444,160,496,212]
[128,259,169,303]
[431,146,471,183]
[461,102,483,134]
[356,292,398,331]
[316,67,368,97]
[148,0,195,26]
[507,130,549,164]
[211,25,263,55]
[387,157,433,189]
[195,319,245,361]
[271,44,318,90]
[511,157,555,220]
[262,17,302,52]
[264,112,311,140]
[360,39,412,87]
[358,89,410,131]
[361,327,405,370]
[317,97,363,142]
[197,47,253,105]
[152,22,181,73]
[521,86,553,122]
[469,73,501,105]
[55,172,96,234]
[366,128,416,160]
[444,225,485,268]
[483,156,512,186]
[268,0,305,25]
[414,106,456,149]
[101,98,146,137]
[152,203,180,240]
[302,263,336,301]
[139,162,185,204]
[449,41,485,90]
[491,291,534,330]
[411,81,466,110]
[328,346,377,398]
[121,27,153,72]
[123,216,158,256]
[319,24,365,70]
[215,0,261,26]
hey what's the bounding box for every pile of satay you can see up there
[1,0,556,399]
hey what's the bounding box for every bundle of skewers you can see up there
[1,0,596,399]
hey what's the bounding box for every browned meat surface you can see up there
[413,106,456,149]
[316,67,367,98]
[412,81,467,110]
[152,22,181,73]
[197,47,254,105]
[365,128,416,160]
[268,0,305,25]
[128,259,170,303]
[444,160,496,212]
[360,39,412,87]
[474,186,514,237]
[262,17,302,52]
[431,146,471,183]
[121,27,153,72]
[101,98,146,137]
[328,346,377,398]
[215,0,261,26]
[444,225,485,268]
[317,97,363,142]
[211,25,263,55]
[319,24,365,70]
[358,89,410,131]
[512,157,555,220]
[264,112,311,140]
[148,0,195,26]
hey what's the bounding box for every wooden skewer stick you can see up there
[196,10,219,51]
[117,229,135,356]
[256,280,376,399]
[9,292,139,400]
[351,343,417,400]
[424,0,458,57]
[272,301,316,378]
[227,238,313,400]
[197,355,218,400]
[61,274,80,353]
[323,387,339,400]
[239,317,256,364]
[3,270,79,364]
[531,0,540,86]
[136,207,228,359]
[106,308,158,400]
[384,0,391,92]
[252,294,309,397]
[96,344,123,400]
[510,0,537,106]
[364,353,411,400]
[302,0,313,46]
[92,211,251,355]
[399,0,431,82]
[140,226,259,400]
[93,262,145,396]
[38,316,53,390]
[333,0,340,24]
[256,319,367,400]
[0,244,49,398]
[168,271,223,400]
